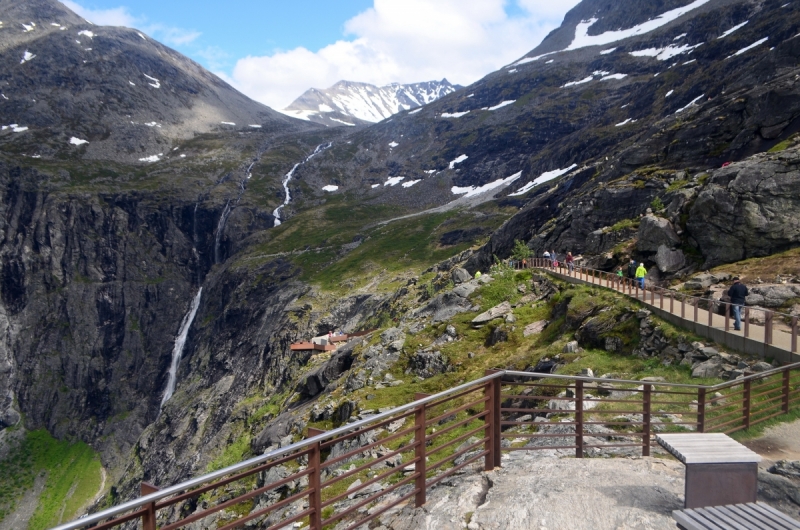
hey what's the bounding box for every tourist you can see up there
[728,277,749,331]
[565,252,574,273]
[543,250,550,267]
[635,262,647,289]
[627,258,637,279]
[550,250,557,268]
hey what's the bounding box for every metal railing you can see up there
[518,258,799,355]
[56,363,800,530]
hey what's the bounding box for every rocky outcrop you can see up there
[637,215,681,253]
[687,150,800,267]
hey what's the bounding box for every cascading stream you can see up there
[214,201,232,264]
[160,288,203,408]
[273,142,332,226]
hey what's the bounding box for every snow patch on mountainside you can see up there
[630,42,703,61]
[566,0,711,51]
[453,172,522,198]
[510,166,577,196]
[449,155,468,169]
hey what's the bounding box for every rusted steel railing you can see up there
[56,360,800,530]
[518,258,799,355]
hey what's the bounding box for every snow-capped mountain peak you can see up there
[282,79,461,127]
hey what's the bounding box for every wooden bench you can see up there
[656,433,761,509]
[674,502,800,529]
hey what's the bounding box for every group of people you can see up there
[543,250,575,273]
[619,259,648,289]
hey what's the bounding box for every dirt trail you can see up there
[742,418,800,466]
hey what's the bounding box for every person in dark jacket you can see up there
[728,277,749,331]
[627,259,637,279]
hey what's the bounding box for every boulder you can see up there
[691,359,731,378]
[637,215,681,253]
[563,341,580,353]
[523,320,548,337]
[768,460,800,480]
[487,325,509,346]
[380,328,405,346]
[472,301,512,327]
[413,285,476,322]
[654,245,686,273]
[746,285,800,308]
[751,361,773,372]
[452,267,472,284]
[407,351,450,379]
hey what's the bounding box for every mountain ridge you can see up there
[0,0,317,163]
[282,78,461,127]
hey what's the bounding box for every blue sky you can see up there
[62,0,581,109]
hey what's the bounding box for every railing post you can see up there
[725,303,730,332]
[793,317,798,354]
[708,300,713,327]
[643,384,652,457]
[783,370,791,415]
[681,295,685,319]
[575,380,584,458]
[414,394,428,507]
[694,299,699,323]
[697,388,706,433]
[670,292,674,314]
[766,312,774,345]
[743,380,751,430]
[650,286,655,305]
[659,288,664,309]
[484,370,502,468]
[744,307,750,338]
[141,482,159,530]
[307,428,325,529]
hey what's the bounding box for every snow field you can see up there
[566,0,711,51]
[322,185,339,192]
[453,172,522,198]
[441,111,469,118]
[727,37,769,58]
[509,165,578,196]
[69,137,88,146]
[487,100,516,111]
[2,124,28,133]
[449,155,468,169]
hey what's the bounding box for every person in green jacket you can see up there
[635,263,647,289]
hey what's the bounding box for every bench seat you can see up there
[674,502,800,529]
[656,433,761,509]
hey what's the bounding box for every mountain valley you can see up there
[0,0,800,528]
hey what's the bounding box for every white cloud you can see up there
[230,0,581,110]
[60,1,200,46]
[60,1,138,27]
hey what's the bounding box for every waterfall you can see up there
[272,163,300,227]
[272,143,332,227]
[160,288,203,408]
[214,201,232,264]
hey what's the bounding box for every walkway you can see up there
[526,260,799,362]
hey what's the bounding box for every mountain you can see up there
[3,0,800,527]
[0,0,316,163]
[281,79,461,127]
